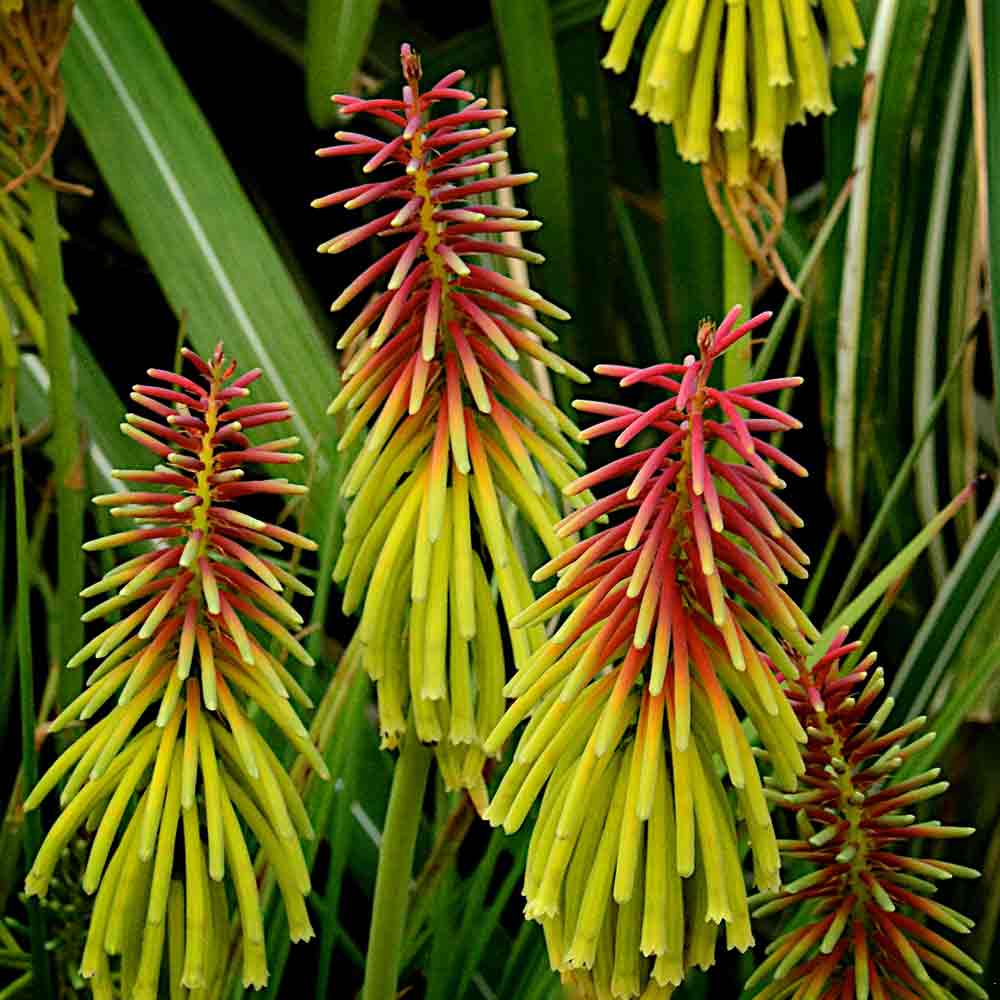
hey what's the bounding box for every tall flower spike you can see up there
[600,0,864,285]
[750,630,985,1000]
[484,307,816,996]
[24,345,325,997]
[316,44,589,807]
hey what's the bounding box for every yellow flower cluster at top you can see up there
[601,0,864,187]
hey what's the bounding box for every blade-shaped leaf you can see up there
[807,483,977,668]
[984,0,1000,439]
[912,39,970,584]
[889,483,1000,718]
[62,0,339,493]
[17,333,145,493]
[490,0,578,369]
[831,1,938,533]
[305,0,381,127]
[657,126,721,349]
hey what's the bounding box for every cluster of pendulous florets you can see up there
[601,0,863,176]
[483,307,817,996]
[315,44,590,806]
[600,0,864,284]
[25,346,324,996]
[751,629,985,1000]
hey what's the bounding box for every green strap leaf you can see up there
[490,0,578,369]
[807,483,978,668]
[62,0,339,483]
[657,126,721,350]
[984,0,1000,440]
[889,484,1000,718]
[18,332,146,493]
[305,0,382,127]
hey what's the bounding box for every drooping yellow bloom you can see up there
[601,0,864,284]
[25,345,324,996]
[602,0,863,178]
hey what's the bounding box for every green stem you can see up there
[0,970,33,1000]
[722,233,752,388]
[27,168,84,702]
[362,729,433,1000]
[9,382,53,1000]
[315,668,368,1000]
[307,449,350,663]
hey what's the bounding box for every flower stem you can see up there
[8,380,54,1000]
[27,168,84,702]
[722,232,752,389]
[362,729,432,1000]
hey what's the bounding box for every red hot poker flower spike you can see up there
[24,345,324,995]
[484,308,815,995]
[316,44,589,805]
[750,629,984,1000]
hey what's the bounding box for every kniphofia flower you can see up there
[750,629,984,1000]
[25,345,325,996]
[600,0,864,283]
[484,308,815,995]
[315,44,588,806]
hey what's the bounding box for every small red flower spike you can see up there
[316,44,589,806]
[24,345,324,994]
[484,307,816,994]
[749,630,984,1000]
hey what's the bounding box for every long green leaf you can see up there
[62,0,339,491]
[912,38,970,584]
[984,0,1000,438]
[8,381,52,1000]
[807,484,976,667]
[490,0,578,364]
[827,334,974,620]
[17,332,145,493]
[832,2,940,534]
[898,631,1000,779]
[305,0,381,127]
[889,484,1000,717]
[833,0,902,527]
[657,127,721,347]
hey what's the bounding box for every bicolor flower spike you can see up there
[484,308,816,995]
[24,345,325,997]
[750,630,984,1000]
[600,0,864,283]
[316,44,589,805]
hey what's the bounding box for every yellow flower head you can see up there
[601,0,864,284]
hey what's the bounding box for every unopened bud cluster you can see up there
[751,629,984,1000]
